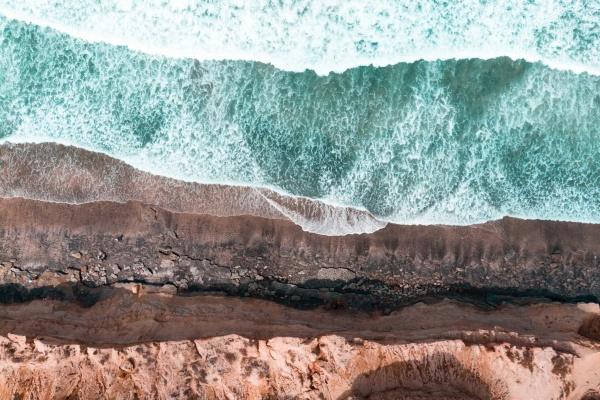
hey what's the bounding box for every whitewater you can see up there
[0,1,599,234]
[0,0,599,76]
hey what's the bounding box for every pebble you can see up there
[69,251,82,259]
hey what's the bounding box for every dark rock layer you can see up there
[0,197,599,309]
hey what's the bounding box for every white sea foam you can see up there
[0,140,389,236]
[1,4,600,233]
[0,0,599,76]
[257,189,387,235]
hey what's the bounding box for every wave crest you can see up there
[2,14,600,228]
[0,0,599,75]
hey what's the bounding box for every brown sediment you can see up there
[0,142,385,234]
[0,289,599,399]
[0,288,595,349]
[1,142,599,306]
[1,142,600,399]
[0,196,599,306]
[579,315,600,341]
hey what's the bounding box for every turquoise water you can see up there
[1,3,600,229]
[1,0,599,74]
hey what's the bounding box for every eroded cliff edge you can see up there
[1,292,599,399]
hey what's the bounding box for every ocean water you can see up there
[0,2,599,232]
[1,0,599,75]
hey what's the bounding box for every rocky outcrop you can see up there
[0,196,599,309]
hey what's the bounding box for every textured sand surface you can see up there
[1,289,600,399]
[1,333,599,399]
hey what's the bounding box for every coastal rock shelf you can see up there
[0,196,599,306]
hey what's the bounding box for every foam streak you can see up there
[0,0,599,76]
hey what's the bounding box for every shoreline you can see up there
[5,141,600,234]
[2,142,600,398]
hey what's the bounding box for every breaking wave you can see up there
[1,4,599,233]
[0,1,599,76]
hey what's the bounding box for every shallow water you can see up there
[0,3,599,232]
